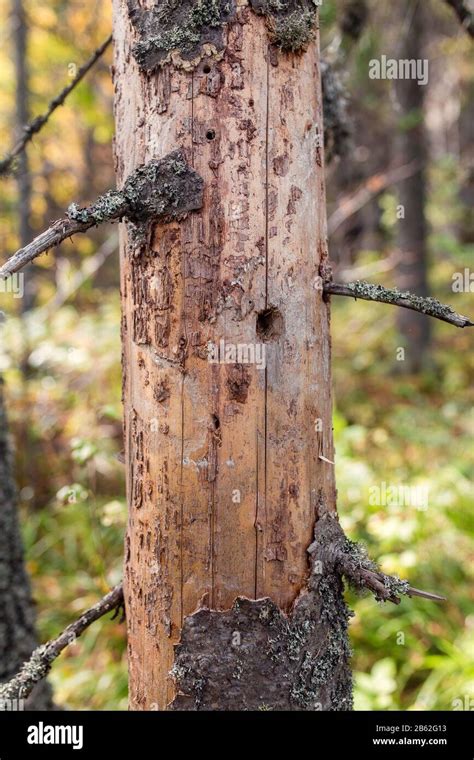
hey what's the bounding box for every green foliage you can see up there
[332,241,474,710]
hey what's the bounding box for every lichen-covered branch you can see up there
[324,280,474,328]
[443,0,474,37]
[0,584,124,702]
[0,36,112,177]
[0,151,204,278]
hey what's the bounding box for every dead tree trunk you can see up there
[113,1,351,711]
[0,378,53,710]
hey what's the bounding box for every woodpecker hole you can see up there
[256,306,283,342]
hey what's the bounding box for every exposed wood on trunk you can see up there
[113,1,339,710]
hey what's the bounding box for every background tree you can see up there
[0,377,53,709]
[394,1,431,373]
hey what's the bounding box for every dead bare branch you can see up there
[0,151,204,278]
[0,584,124,702]
[324,280,474,328]
[443,0,474,37]
[328,161,421,237]
[0,213,123,280]
[0,36,112,176]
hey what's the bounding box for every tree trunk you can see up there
[394,2,431,373]
[113,1,351,711]
[0,378,53,710]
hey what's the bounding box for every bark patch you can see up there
[128,0,237,72]
[68,150,204,227]
[122,150,204,223]
[249,0,319,52]
[169,514,354,711]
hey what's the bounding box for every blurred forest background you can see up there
[0,0,472,710]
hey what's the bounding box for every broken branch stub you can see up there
[67,150,204,225]
[0,151,204,278]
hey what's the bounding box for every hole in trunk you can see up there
[256,306,283,342]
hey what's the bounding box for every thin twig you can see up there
[0,584,124,702]
[443,0,474,37]
[339,561,446,606]
[406,587,446,602]
[324,280,474,328]
[328,161,421,237]
[36,234,118,318]
[0,36,112,176]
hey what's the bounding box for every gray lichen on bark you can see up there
[127,0,320,73]
[127,0,237,72]
[68,150,204,226]
[0,378,53,709]
[169,510,417,710]
[249,0,320,52]
[170,513,354,711]
[309,514,410,605]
